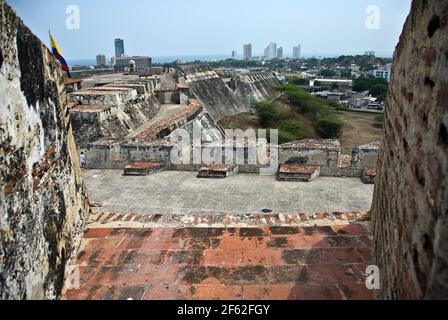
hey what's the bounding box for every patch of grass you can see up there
[373,114,385,128]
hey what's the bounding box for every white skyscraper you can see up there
[264,42,277,60]
[243,44,252,60]
[277,47,283,59]
[293,45,301,59]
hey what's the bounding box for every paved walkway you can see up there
[84,171,374,215]
[63,223,374,300]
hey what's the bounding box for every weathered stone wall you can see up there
[181,64,280,122]
[234,72,281,106]
[371,0,448,299]
[0,1,89,299]
[351,141,381,170]
[279,140,340,173]
[181,64,248,121]
[69,87,162,149]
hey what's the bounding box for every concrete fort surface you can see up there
[84,170,374,215]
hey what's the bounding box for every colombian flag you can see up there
[49,32,71,78]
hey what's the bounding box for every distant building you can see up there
[277,47,283,59]
[114,56,152,72]
[371,65,392,81]
[114,38,125,57]
[232,50,237,58]
[243,44,252,61]
[96,54,106,66]
[264,42,277,60]
[365,51,375,56]
[311,79,353,92]
[293,45,301,59]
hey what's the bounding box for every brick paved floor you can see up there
[63,224,375,300]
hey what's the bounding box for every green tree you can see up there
[292,78,308,86]
[353,78,370,92]
[316,116,344,138]
[253,102,281,127]
[320,69,337,78]
[370,84,388,98]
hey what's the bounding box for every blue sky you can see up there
[7,0,412,60]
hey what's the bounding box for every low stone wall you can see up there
[86,135,380,177]
[279,140,340,173]
[351,141,381,170]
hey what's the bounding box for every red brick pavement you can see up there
[63,225,375,300]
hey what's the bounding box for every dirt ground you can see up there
[218,112,261,131]
[337,111,383,154]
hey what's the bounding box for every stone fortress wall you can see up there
[74,63,295,172]
[69,62,380,178]
[371,0,448,299]
[0,1,90,299]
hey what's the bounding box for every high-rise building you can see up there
[232,50,237,58]
[114,38,125,58]
[293,45,301,59]
[96,54,106,66]
[264,42,277,60]
[365,51,376,56]
[243,44,252,60]
[277,47,283,59]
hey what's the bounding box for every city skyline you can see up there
[7,0,411,60]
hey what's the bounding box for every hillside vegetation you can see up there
[277,84,345,139]
[253,101,312,144]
